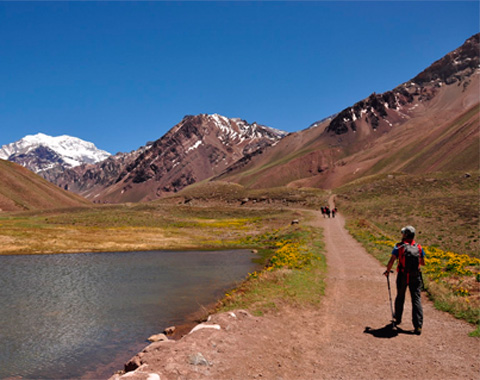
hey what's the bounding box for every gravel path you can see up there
[111,210,479,380]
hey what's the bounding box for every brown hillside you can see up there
[214,35,479,190]
[0,159,91,212]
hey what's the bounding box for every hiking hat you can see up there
[401,225,416,237]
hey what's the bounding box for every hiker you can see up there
[383,225,425,335]
[321,206,326,218]
[326,207,331,218]
[331,208,336,218]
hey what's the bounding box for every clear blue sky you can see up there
[1,1,478,154]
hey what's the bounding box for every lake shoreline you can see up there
[83,304,215,380]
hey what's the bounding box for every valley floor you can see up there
[109,211,479,380]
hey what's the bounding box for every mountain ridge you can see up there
[213,33,479,190]
[43,114,287,203]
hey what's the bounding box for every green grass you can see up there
[216,224,326,316]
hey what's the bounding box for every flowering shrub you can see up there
[267,240,316,271]
[423,246,480,278]
[240,227,320,271]
[197,218,250,229]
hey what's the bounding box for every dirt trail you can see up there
[111,210,479,380]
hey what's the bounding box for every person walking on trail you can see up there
[383,226,425,335]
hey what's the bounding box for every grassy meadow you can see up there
[0,202,290,255]
[0,185,329,256]
[335,171,480,334]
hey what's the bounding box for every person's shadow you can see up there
[364,323,415,338]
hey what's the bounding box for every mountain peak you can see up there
[412,33,479,86]
[0,133,111,173]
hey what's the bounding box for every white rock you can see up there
[189,323,221,334]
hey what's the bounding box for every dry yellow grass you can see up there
[0,202,296,255]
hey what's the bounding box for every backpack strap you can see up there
[397,243,406,272]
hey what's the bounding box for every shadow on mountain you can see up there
[364,323,415,339]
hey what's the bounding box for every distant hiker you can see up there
[331,208,336,218]
[321,206,327,218]
[384,226,425,335]
[326,207,331,218]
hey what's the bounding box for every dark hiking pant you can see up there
[394,272,423,329]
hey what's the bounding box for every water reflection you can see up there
[0,250,257,379]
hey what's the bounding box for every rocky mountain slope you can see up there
[0,133,111,173]
[214,34,479,189]
[47,114,286,203]
[0,159,91,212]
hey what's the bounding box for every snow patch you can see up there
[186,139,202,153]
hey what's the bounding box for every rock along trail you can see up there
[110,210,479,380]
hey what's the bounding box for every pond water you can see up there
[0,249,258,379]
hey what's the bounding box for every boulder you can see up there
[147,333,168,343]
[124,355,142,372]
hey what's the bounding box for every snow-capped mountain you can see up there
[0,133,111,173]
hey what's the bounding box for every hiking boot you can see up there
[414,327,422,335]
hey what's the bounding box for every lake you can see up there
[0,249,258,379]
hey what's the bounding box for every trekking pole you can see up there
[386,271,395,327]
